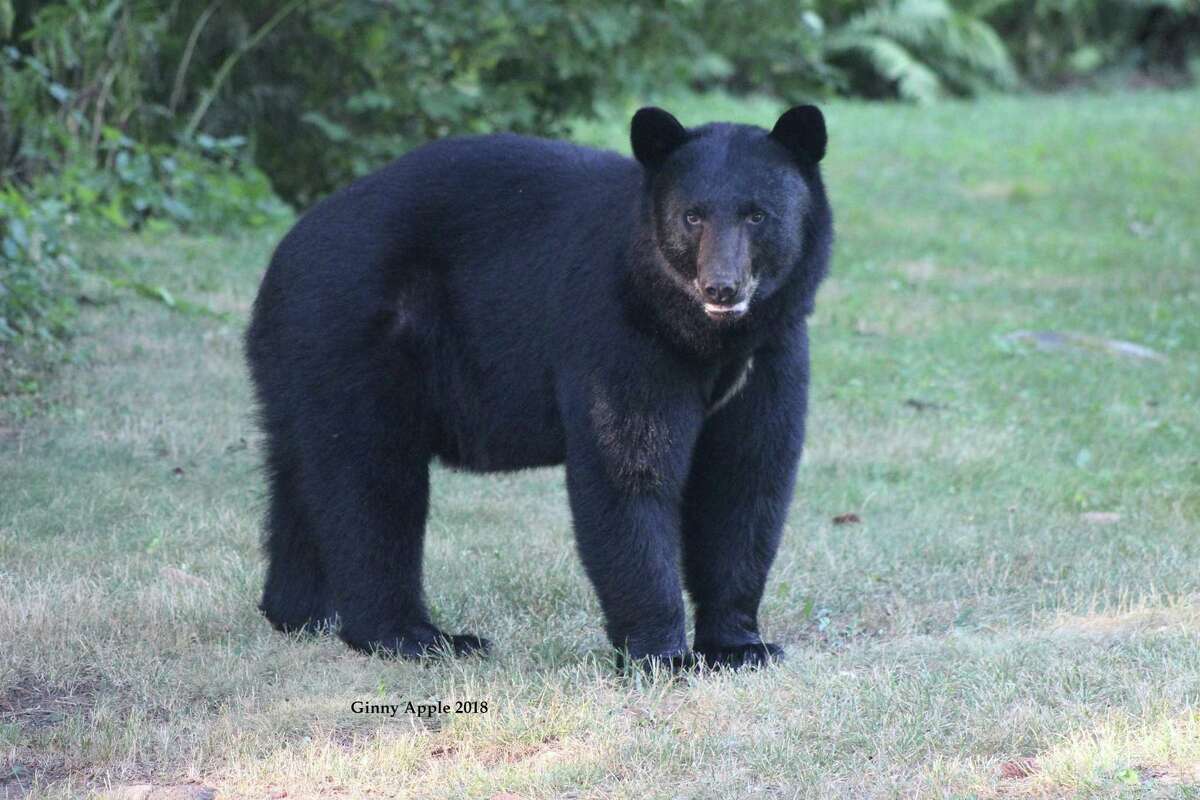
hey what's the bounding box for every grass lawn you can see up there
[2,89,1199,799]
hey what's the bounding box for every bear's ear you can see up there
[631,107,688,168]
[770,105,827,164]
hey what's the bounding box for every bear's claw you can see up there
[694,641,784,670]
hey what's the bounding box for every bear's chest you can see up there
[703,355,755,417]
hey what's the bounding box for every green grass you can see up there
[2,89,1199,799]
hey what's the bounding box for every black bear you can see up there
[245,105,832,670]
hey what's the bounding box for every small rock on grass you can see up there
[1005,330,1167,362]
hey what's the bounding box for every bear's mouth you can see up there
[693,275,756,322]
[703,300,748,321]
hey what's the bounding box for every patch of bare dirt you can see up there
[0,748,66,800]
[0,673,97,731]
[0,674,100,797]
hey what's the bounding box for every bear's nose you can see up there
[703,282,738,306]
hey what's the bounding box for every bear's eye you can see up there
[684,211,702,226]
[748,211,766,225]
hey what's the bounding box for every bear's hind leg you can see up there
[302,374,488,660]
[260,451,333,634]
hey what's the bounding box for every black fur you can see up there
[245,106,833,669]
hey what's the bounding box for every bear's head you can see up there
[631,105,829,324]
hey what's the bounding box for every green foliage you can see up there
[692,0,1198,101]
[693,0,1020,103]
[1,20,287,230]
[1,1,704,203]
[204,2,702,205]
[5,0,1195,209]
[978,0,1200,87]
[0,183,78,344]
[685,1,835,99]
[54,129,289,232]
[1,19,286,352]
[0,130,284,346]
[1,1,166,184]
[823,0,1019,101]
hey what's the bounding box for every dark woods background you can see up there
[1,0,1198,352]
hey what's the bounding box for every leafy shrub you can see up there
[980,0,1200,88]
[0,24,287,354]
[194,2,702,205]
[693,0,1018,103]
[2,1,703,207]
[658,1,834,101]
[54,128,289,232]
[0,185,79,344]
[821,0,1019,101]
[1,28,287,230]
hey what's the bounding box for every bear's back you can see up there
[264,133,641,301]
[252,134,644,474]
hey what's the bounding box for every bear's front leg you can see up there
[683,341,810,669]
[561,371,705,669]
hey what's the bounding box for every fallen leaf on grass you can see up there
[1081,511,1121,525]
[1000,758,1040,779]
[963,180,1049,201]
[1115,767,1141,785]
[832,513,861,525]
[904,398,946,412]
